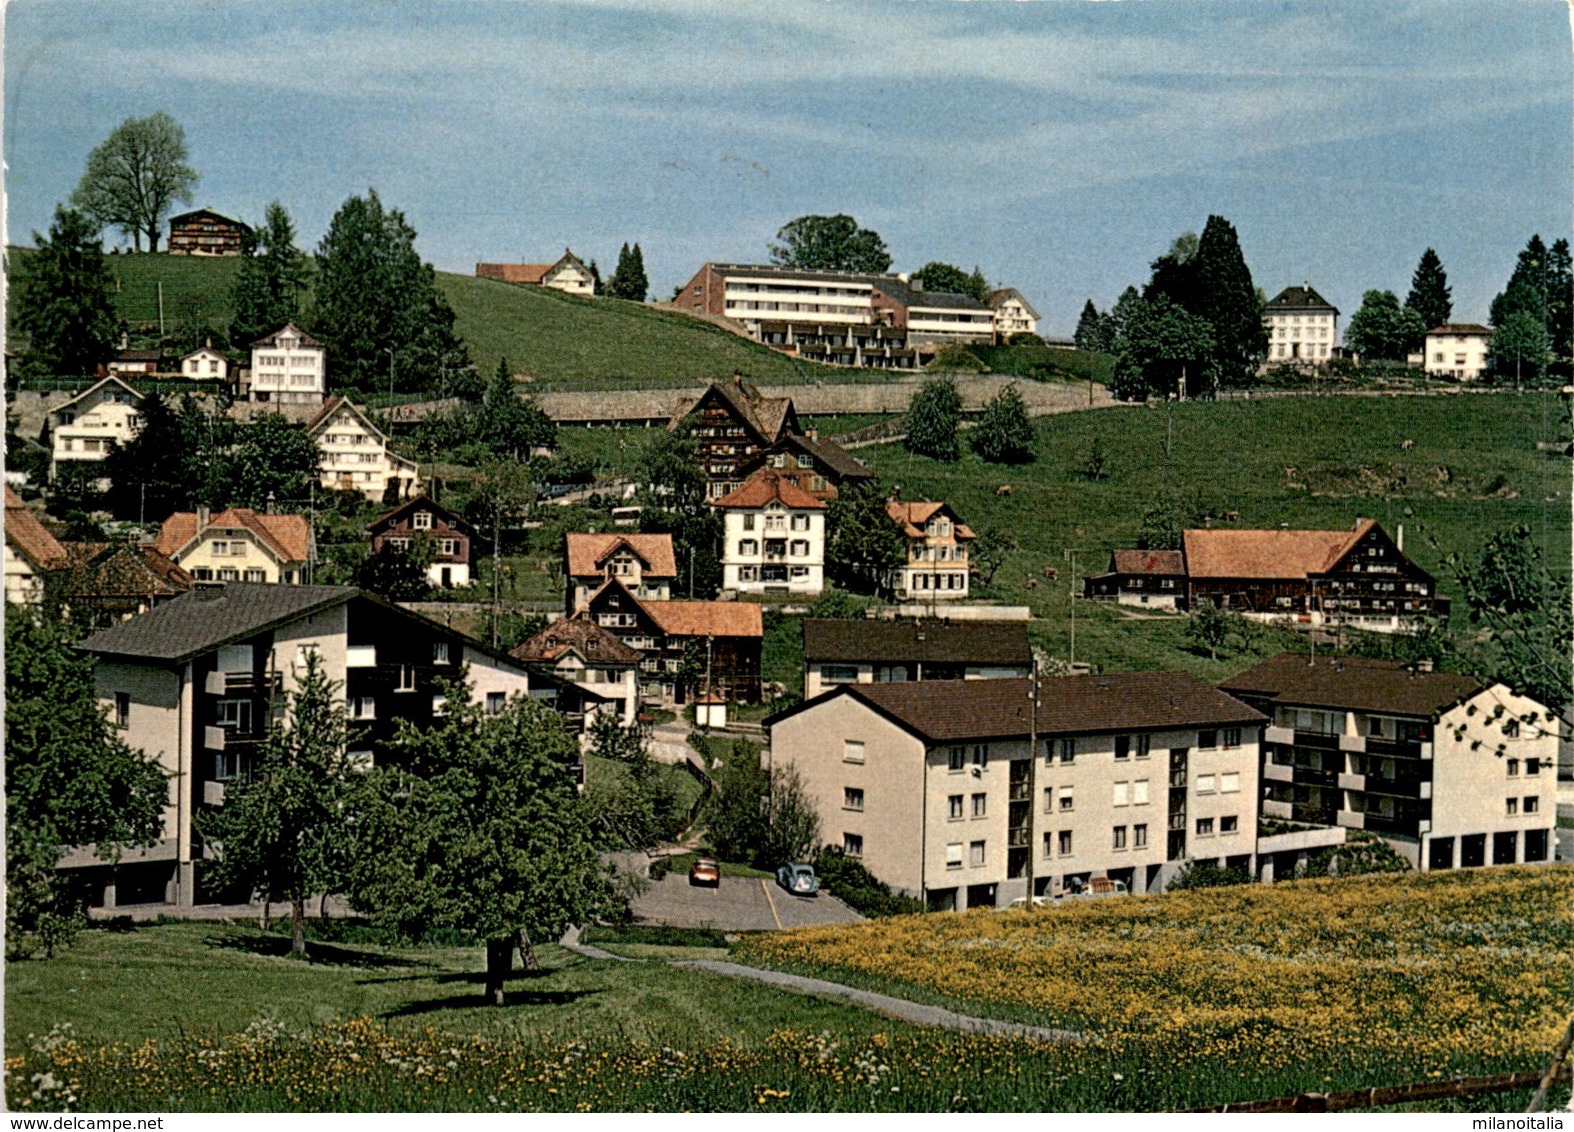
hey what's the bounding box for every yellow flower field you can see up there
[737,867,1574,1085]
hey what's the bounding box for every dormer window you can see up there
[412,511,433,530]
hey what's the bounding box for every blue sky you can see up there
[6,0,1570,335]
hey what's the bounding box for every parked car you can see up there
[776,863,819,897]
[537,483,575,502]
[688,857,720,887]
[1007,895,1051,910]
[1062,877,1128,900]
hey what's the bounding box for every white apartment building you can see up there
[769,671,1267,910]
[307,398,421,502]
[1222,654,1557,871]
[886,501,974,600]
[1424,324,1492,382]
[248,323,326,405]
[712,469,826,596]
[1264,285,1339,365]
[47,376,143,483]
[989,289,1040,340]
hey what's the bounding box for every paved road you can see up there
[676,960,1084,1043]
[631,873,863,931]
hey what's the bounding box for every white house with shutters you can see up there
[306,398,421,502]
[247,323,326,405]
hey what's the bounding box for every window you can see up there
[214,750,240,781]
[946,843,963,870]
[1115,735,1130,760]
[844,740,865,764]
[738,539,759,556]
[1113,826,1127,850]
[1058,786,1074,812]
[1133,780,1150,805]
[1507,758,1520,776]
[1503,719,1520,738]
[742,514,756,531]
[821,664,858,685]
[486,692,506,715]
[969,840,986,867]
[790,540,809,557]
[433,641,450,664]
[1524,796,1540,814]
[1133,823,1148,849]
[397,664,415,692]
[844,787,865,812]
[1220,772,1240,794]
[438,539,459,556]
[412,511,433,530]
[1221,728,1242,749]
[432,694,447,716]
[972,744,989,769]
[1526,758,1541,776]
[844,833,863,857]
[949,746,966,772]
[352,696,376,720]
[114,692,131,729]
[1112,781,1129,807]
[790,514,809,531]
[1058,830,1073,856]
[217,698,253,731]
[1506,797,1519,816]
[949,794,964,820]
[1043,832,1054,858]
[971,793,987,818]
[1196,774,1215,795]
[244,568,265,583]
[1221,815,1239,835]
[1058,738,1075,764]
[1198,730,1218,750]
[1196,817,1214,836]
[218,568,239,582]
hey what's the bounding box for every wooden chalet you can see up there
[733,431,873,501]
[369,496,475,589]
[583,578,762,704]
[167,209,252,256]
[668,376,801,498]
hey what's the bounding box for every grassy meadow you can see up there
[6,869,1569,1111]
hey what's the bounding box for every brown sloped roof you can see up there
[57,542,193,598]
[565,533,677,579]
[511,615,639,665]
[1111,549,1186,576]
[710,469,827,510]
[671,381,795,444]
[1182,521,1373,580]
[1426,323,1492,337]
[250,322,323,349]
[305,396,388,439]
[1221,653,1482,718]
[802,618,1030,666]
[794,434,873,479]
[775,670,1263,743]
[1266,285,1337,313]
[646,600,763,639]
[369,495,473,537]
[5,486,67,568]
[886,501,975,540]
[480,263,555,285]
[153,509,311,564]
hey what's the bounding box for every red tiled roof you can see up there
[153,509,311,564]
[5,486,67,569]
[710,469,827,510]
[565,533,678,579]
[58,542,193,598]
[1182,521,1374,581]
[646,600,763,639]
[481,263,555,285]
[511,615,640,665]
[886,501,975,540]
[1112,549,1186,576]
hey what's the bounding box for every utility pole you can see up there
[1025,650,1040,904]
[157,282,165,339]
[491,502,502,649]
[1065,547,1086,668]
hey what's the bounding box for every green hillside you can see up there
[6,248,242,343]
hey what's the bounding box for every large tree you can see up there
[1110,294,1216,401]
[769,214,891,273]
[15,206,119,377]
[903,376,963,461]
[102,391,191,520]
[1485,311,1552,388]
[1073,299,1113,353]
[230,202,312,347]
[969,382,1035,464]
[915,262,989,303]
[1344,290,1426,361]
[825,480,905,595]
[637,424,721,598]
[1490,235,1549,329]
[201,651,357,956]
[311,189,469,391]
[480,359,556,459]
[1190,215,1266,388]
[70,111,197,252]
[1404,247,1452,333]
[1545,239,1572,379]
[6,606,168,957]
[344,683,614,1004]
[220,413,322,511]
[605,243,649,302]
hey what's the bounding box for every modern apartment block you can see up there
[768,671,1266,910]
[1221,654,1558,871]
[71,584,541,910]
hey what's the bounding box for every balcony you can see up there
[1262,799,1293,820]
[1263,762,1294,784]
[1293,730,1340,750]
[1337,772,1366,791]
[204,726,227,750]
[1265,725,1294,745]
[1337,810,1365,830]
[1362,774,1431,800]
[1338,734,1366,753]
[1006,828,1030,848]
[346,645,377,668]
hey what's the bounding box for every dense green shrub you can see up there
[812,846,925,917]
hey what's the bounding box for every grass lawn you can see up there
[857,391,1569,675]
[584,753,704,821]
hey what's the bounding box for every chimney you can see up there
[1396,523,1404,552]
[196,505,210,531]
